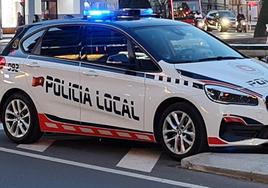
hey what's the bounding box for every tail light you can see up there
[0,56,6,70]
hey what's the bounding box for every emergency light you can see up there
[141,8,153,16]
[83,8,154,20]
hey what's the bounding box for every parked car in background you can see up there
[204,10,237,32]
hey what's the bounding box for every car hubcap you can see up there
[5,99,30,138]
[163,111,195,155]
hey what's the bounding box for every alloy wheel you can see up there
[162,111,196,155]
[4,99,31,138]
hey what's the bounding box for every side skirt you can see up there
[38,114,156,143]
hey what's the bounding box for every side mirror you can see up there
[107,54,129,64]
[261,56,268,63]
[265,56,268,63]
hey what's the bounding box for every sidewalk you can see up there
[181,152,268,184]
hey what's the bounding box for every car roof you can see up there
[27,17,187,32]
[217,10,232,12]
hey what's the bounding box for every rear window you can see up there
[22,30,45,54]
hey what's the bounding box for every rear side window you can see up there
[2,26,28,56]
[40,26,82,61]
[22,30,45,54]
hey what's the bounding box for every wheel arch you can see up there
[153,97,208,143]
[0,88,36,122]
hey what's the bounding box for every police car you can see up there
[1,9,268,160]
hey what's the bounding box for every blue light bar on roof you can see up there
[141,8,153,16]
[84,10,113,18]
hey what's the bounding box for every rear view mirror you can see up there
[107,54,129,64]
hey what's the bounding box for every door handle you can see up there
[26,62,40,68]
[82,70,99,77]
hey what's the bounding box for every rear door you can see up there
[22,25,82,131]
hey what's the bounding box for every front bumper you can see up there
[220,117,268,142]
[210,115,268,147]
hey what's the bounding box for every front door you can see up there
[79,25,145,134]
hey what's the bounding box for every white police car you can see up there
[1,9,268,159]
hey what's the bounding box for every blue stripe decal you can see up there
[28,55,145,78]
[177,69,241,88]
[81,63,145,78]
[146,74,155,79]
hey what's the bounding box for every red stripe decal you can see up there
[32,77,45,87]
[223,116,247,125]
[38,114,156,142]
[208,137,227,145]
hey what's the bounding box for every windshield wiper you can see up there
[197,56,244,62]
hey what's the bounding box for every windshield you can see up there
[218,11,236,18]
[133,25,244,64]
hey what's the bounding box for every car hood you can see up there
[175,58,268,98]
[220,16,236,21]
[225,17,236,21]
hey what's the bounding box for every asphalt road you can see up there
[0,124,267,188]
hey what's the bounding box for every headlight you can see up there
[205,85,258,106]
[197,20,205,28]
[241,20,246,26]
[221,18,230,26]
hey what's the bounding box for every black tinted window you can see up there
[22,30,45,54]
[82,26,131,68]
[133,44,159,72]
[40,26,81,60]
[134,25,243,64]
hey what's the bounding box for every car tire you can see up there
[204,24,211,32]
[1,92,43,144]
[156,102,208,160]
[222,28,228,32]
[217,24,223,32]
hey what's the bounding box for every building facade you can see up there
[0,0,85,33]
[0,0,152,33]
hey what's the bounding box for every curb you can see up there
[181,153,268,184]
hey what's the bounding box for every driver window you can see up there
[133,44,159,72]
[83,26,133,69]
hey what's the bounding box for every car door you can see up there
[23,25,82,129]
[79,25,146,132]
[207,12,216,28]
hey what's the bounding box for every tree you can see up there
[155,0,169,18]
[254,0,268,38]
